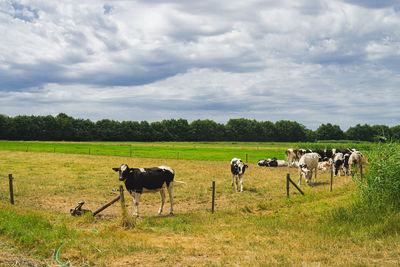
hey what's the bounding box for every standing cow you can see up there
[286,149,299,167]
[231,158,248,192]
[112,164,176,217]
[333,153,344,176]
[298,153,320,185]
[348,151,363,175]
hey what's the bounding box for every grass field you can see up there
[0,140,373,163]
[0,142,399,266]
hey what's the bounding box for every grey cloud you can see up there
[1,0,400,130]
[340,0,400,9]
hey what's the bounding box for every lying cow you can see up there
[113,164,176,217]
[298,152,320,185]
[231,158,248,192]
[258,158,288,167]
[318,159,332,172]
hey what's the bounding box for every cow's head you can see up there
[237,160,248,174]
[112,164,130,181]
[299,164,312,184]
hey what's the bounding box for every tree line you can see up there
[0,113,398,142]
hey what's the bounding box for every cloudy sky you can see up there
[1,0,400,130]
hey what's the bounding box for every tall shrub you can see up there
[359,142,400,211]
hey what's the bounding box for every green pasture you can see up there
[0,140,373,163]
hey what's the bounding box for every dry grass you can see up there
[0,150,400,266]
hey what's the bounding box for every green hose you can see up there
[55,242,67,265]
[55,229,98,265]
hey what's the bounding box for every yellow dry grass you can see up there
[0,150,399,266]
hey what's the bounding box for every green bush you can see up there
[328,142,400,237]
[360,142,400,211]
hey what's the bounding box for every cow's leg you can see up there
[231,174,234,186]
[240,175,244,192]
[167,183,174,215]
[158,189,165,215]
[235,176,239,191]
[298,169,302,185]
[314,167,317,184]
[133,192,141,217]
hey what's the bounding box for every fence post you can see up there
[286,173,290,197]
[9,174,14,205]
[360,165,363,181]
[286,174,305,196]
[246,153,248,163]
[120,185,129,226]
[211,181,215,213]
[330,165,333,192]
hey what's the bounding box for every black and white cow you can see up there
[333,153,344,176]
[231,158,248,192]
[258,158,288,167]
[112,164,175,217]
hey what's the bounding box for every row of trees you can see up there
[0,113,398,142]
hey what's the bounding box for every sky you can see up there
[1,0,400,130]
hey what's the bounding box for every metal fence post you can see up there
[9,174,14,205]
[211,181,215,213]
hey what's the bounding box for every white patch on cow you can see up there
[158,166,174,174]
[120,164,128,172]
[139,168,145,173]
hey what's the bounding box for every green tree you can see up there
[346,124,374,141]
[190,119,226,141]
[0,114,11,139]
[161,119,190,141]
[372,125,391,142]
[390,126,400,141]
[226,118,261,141]
[274,120,308,142]
[259,121,276,141]
[96,119,120,141]
[315,123,345,140]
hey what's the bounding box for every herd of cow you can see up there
[112,147,364,217]
[232,148,364,190]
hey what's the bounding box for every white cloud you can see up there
[1,0,400,130]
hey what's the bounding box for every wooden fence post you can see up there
[246,153,248,163]
[286,173,290,197]
[9,174,14,205]
[330,165,333,192]
[93,195,121,217]
[119,185,129,226]
[286,174,305,196]
[360,165,363,181]
[211,181,215,213]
